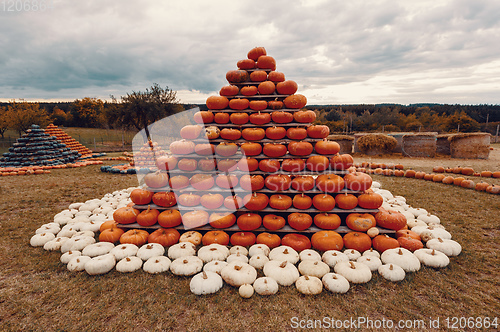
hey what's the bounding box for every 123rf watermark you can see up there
[290,316,498,329]
[2,0,53,12]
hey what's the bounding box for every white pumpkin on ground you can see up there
[60,250,81,264]
[61,235,96,253]
[82,242,115,257]
[298,260,330,278]
[362,248,380,258]
[56,227,78,238]
[381,248,421,272]
[221,261,257,287]
[137,243,165,261]
[322,273,350,293]
[78,220,103,233]
[263,260,300,287]
[426,238,462,256]
[343,249,361,261]
[414,249,450,268]
[393,195,406,204]
[238,284,254,298]
[269,246,299,264]
[30,232,56,247]
[197,244,230,263]
[143,256,171,274]
[253,277,279,296]
[67,255,92,272]
[412,225,451,242]
[299,249,322,262]
[378,264,405,282]
[73,230,95,238]
[190,271,224,295]
[322,250,349,268]
[407,219,427,229]
[296,276,323,295]
[170,256,204,276]
[401,211,416,223]
[167,242,196,260]
[68,203,84,210]
[53,215,73,226]
[36,223,61,235]
[417,213,441,224]
[334,261,372,284]
[229,245,248,256]
[408,207,428,218]
[226,252,249,264]
[374,188,393,200]
[249,254,270,270]
[116,256,143,272]
[43,237,69,251]
[110,244,139,260]
[203,260,228,274]
[357,256,382,272]
[84,253,116,275]
[371,181,381,189]
[248,244,270,257]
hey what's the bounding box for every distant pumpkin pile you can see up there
[44,124,93,158]
[30,47,462,296]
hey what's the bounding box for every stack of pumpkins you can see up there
[112,47,405,254]
[44,124,93,158]
[132,140,169,170]
[0,124,80,168]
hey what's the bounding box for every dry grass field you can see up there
[0,150,499,331]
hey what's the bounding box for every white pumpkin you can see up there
[248,244,270,257]
[417,213,441,224]
[414,249,450,268]
[426,238,462,256]
[298,260,330,278]
[381,248,421,272]
[322,250,349,268]
[356,256,382,272]
[167,242,196,260]
[60,235,95,253]
[81,242,115,257]
[322,273,350,293]
[343,249,361,261]
[36,223,61,235]
[30,232,56,247]
[84,253,116,275]
[299,249,322,262]
[221,262,257,287]
[137,243,165,261]
[143,256,171,274]
[269,246,299,264]
[295,275,323,295]
[190,271,224,295]
[203,260,228,275]
[238,284,254,298]
[197,244,230,263]
[226,252,249,264]
[43,237,69,251]
[253,277,279,296]
[263,260,299,287]
[60,250,81,264]
[362,248,380,258]
[110,244,139,260]
[67,255,92,272]
[170,256,204,276]
[334,261,372,284]
[116,256,143,272]
[248,254,270,270]
[378,264,405,282]
[229,245,248,256]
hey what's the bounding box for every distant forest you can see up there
[1,100,499,136]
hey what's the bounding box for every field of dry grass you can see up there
[0,150,499,331]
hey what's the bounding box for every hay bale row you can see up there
[387,132,411,153]
[449,133,490,159]
[356,134,398,155]
[402,133,438,158]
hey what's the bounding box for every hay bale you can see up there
[402,133,437,157]
[327,134,354,154]
[437,134,453,155]
[357,134,398,155]
[353,133,370,153]
[448,133,490,159]
[387,132,411,153]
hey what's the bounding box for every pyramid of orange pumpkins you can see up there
[45,124,93,158]
[112,47,407,253]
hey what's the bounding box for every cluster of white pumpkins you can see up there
[30,182,461,297]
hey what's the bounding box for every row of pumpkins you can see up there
[30,181,461,296]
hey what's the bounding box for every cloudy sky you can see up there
[1,0,499,105]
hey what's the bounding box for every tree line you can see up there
[1,85,499,138]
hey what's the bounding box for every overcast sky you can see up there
[1,0,499,105]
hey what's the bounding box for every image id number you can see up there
[2,0,54,11]
[446,317,498,329]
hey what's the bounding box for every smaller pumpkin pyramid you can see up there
[132,140,168,170]
[44,124,93,157]
[0,125,80,167]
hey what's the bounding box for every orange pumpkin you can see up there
[99,220,119,232]
[281,233,311,252]
[262,214,286,231]
[113,207,139,225]
[311,231,343,251]
[372,234,399,252]
[256,232,281,249]
[335,193,358,210]
[397,236,424,252]
[345,213,376,232]
[313,213,341,230]
[157,210,182,228]
[99,227,124,243]
[230,232,257,247]
[120,229,150,246]
[202,230,230,246]
[375,210,407,230]
[343,232,372,252]
[148,228,180,247]
[136,206,160,227]
[357,192,383,209]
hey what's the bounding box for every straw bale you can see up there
[448,133,490,159]
[402,133,437,157]
[357,134,398,155]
